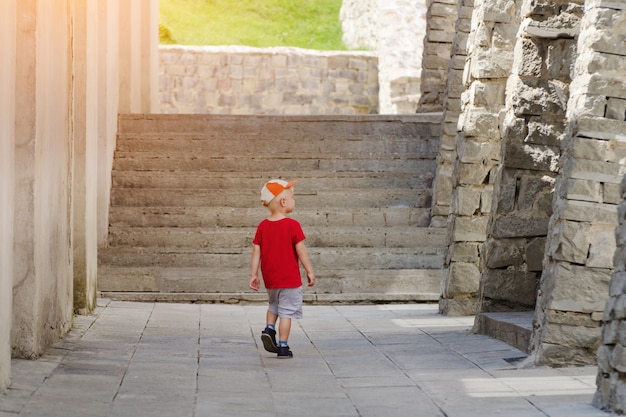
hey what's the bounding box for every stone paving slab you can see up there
[0,299,610,417]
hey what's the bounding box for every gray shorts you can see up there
[267,286,303,319]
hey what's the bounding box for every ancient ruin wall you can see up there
[476,1,582,318]
[438,0,522,316]
[538,0,626,372]
[429,0,473,230]
[159,46,379,115]
[417,0,460,113]
[340,0,428,113]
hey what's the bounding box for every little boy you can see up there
[249,179,315,358]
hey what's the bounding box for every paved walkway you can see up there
[0,299,609,417]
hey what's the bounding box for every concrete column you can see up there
[119,0,159,114]
[12,0,73,358]
[97,0,120,246]
[71,0,99,314]
[0,0,16,393]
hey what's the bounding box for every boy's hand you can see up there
[249,275,260,291]
[307,272,315,287]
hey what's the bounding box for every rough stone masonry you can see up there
[423,0,626,391]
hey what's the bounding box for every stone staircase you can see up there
[98,114,445,303]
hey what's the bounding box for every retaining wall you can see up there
[159,45,379,115]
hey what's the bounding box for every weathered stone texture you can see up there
[531,0,626,377]
[439,0,522,316]
[160,46,379,115]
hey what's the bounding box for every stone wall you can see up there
[597,172,626,411]
[429,0,473,229]
[417,0,460,113]
[432,0,626,369]
[340,0,428,113]
[437,0,524,316]
[531,0,625,367]
[159,45,379,115]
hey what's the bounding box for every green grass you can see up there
[159,0,347,50]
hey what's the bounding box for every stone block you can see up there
[526,117,565,147]
[449,242,479,262]
[543,321,602,351]
[566,154,623,183]
[481,185,493,214]
[606,182,623,205]
[446,261,481,296]
[455,186,481,216]
[526,237,546,272]
[483,238,524,269]
[611,343,626,372]
[564,178,602,202]
[452,214,489,242]
[481,269,538,306]
[457,162,493,185]
[470,48,514,79]
[518,174,555,211]
[588,225,617,268]
[569,137,609,161]
[461,108,500,139]
[577,117,626,142]
[504,140,560,172]
[492,215,550,239]
[550,262,611,313]
[515,38,542,77]
[475,0,514,23]
[555,199,618,224]
[546,39,576,79]
[607,98,626,122]
[493,169,516,214]
[549,219,591,265]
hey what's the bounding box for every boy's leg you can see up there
[278,317,291,344]
[266,310,278,327]
[261,293,279,353]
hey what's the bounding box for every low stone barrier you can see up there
[159,45,379,115]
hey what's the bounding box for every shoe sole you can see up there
[277,354,293,359]
[261,333,278,353]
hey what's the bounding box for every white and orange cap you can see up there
[260,179,297,206]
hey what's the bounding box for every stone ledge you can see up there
[474,311,534,353]
[98,291,440,304]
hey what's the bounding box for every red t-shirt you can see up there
[252,218,306,289]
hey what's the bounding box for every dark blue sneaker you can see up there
[277,345,293,359]
[261,327,278,353]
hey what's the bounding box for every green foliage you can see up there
[159,0,347,50]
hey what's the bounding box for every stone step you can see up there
[108,207,433,228]
[112,152,435,173]
[97,292,439,303]
[98,267,440,298]
[117,114,443,137]
[474,312,534,354]
[106,226,446,249]
[98,247,444,270]
[110,188,433,209]
[100,114,444,302]
[111,170,433,190]
[116,134,438,156]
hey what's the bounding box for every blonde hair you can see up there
[265,188,293,211]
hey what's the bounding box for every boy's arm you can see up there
[295,241,315,287]
[250,244,261,291]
